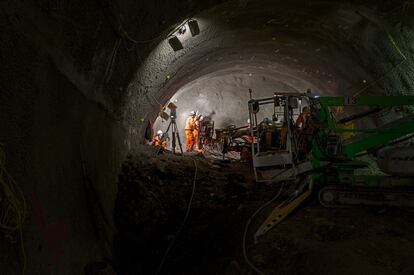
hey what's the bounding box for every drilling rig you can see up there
[247,92,414,238]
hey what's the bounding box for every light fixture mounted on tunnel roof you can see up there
[168,19,200,51]
[168,36,183,51]
[188,19,200,36]
[158,102,178,121]
[158,107,170,121]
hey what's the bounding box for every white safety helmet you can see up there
[190,110,196,116]
[157,130,163,136]
[199,116,204,121]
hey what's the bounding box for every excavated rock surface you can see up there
[114,147,255,274]
[114,149,414,275]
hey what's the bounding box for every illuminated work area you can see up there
[1,1,414,274]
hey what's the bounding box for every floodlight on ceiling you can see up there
[188,19,200,37]
[167,19,200,51]
[168,36,183,51]
[159,110,170,121]
[167,102,177,110]
[158,102,179,121]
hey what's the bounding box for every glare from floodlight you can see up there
[178,25,187,35]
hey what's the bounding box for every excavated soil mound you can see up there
[114,147,414,275]
[114,147,255,274]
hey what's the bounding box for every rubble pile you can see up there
[113,147,414,275]
[114,147,252,273]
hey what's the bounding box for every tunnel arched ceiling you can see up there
[123,0,414,136]
[2,1,414,273]
[153,69,316,138]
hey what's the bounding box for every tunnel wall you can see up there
[153,72,309,141]
[0,3,128,273]
[127,1,414,134]
[1,0,414,274]
[0,0,225,273]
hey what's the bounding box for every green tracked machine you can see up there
[248,92,414,238]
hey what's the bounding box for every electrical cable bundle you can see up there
[155,159,198,274]
[0,144,26,274]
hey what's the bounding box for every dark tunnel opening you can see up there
[1,0,414,274]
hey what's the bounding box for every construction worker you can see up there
[194,115,203,151]
[296,107,316,158]
[295,106,310,129]
[240,119,253,162]
[242,119,251,143]
[185,111,196,152]
[152,130,168,151]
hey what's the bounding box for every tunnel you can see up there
[1,0,414,274]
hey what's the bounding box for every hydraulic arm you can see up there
[254,94,414,239]
[316,95,414,158]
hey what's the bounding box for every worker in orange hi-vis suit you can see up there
[185,111,196,152]
[152,130,168,151]
[244,119,253,143]
[295,106,310,129]
[194,115,203,151]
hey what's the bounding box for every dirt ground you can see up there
[114,148,414,275]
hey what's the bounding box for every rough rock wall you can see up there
[153,72,307,140]
[0,0,225,274]
[0,4,127,271]
[114,148,252,273]
[128,1,414,134]
[1,0,414,274]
